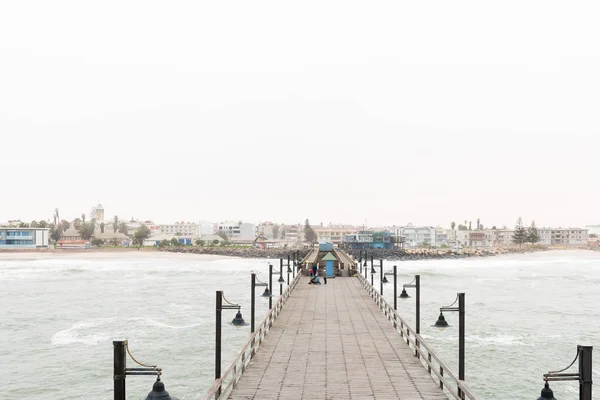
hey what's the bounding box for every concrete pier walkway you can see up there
[228,277,447,400]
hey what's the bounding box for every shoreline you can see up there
[161,245,557,260]
[0,248,237,261]
[1,245,592,262]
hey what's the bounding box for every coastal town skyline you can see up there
[1,203,595,232]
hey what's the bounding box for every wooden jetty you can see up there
[204,249,477,400]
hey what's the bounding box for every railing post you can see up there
[428,353,432,374]
[113,340,126,400]
[439,367,444,390]
[216,290,222,398]
[579,345,593,400]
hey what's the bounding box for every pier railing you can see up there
[357,272,478,400]
[204,271,302,400]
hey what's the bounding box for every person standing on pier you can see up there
[312,263,317,278]
[322,266,327,285]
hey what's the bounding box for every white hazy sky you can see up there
[1,1,599,229]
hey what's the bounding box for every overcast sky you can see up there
[1,1,599,229]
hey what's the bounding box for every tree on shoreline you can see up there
[79,222,95,241]
[304,219,316,243]
[527,220,541,244]
[133,224,151,247]
[512,217,527,248]
[118,222,128,236]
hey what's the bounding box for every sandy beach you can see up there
[0,248,237,261]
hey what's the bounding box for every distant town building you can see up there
[217,221,255,239]
[197,221,216,237]
[314,225,358,244]
[256,222,277,239]
[90,204,105,222]
[160,222,198,238]
[343,230,393,249]
[393,224,437,248]
[537,228,588,246]
[0,227,50,248]
[283,224,305,242]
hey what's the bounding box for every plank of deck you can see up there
[228,277,448,400]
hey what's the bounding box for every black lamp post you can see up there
[383,266,396,310]
[399,275,420,333]
[215,290,248,397]
[113,340,179,400]
[286,255,292,284]
[278,259,285,295]
[358,250,363,273]
[370,260,376,287]
[269,264,273,309]
[433,293,465,396]
[251,273,270,333]
[536,345,592,400]
[379,259,384,296]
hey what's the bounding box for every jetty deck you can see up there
[228,277,447,400]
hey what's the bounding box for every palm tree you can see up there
[113,216,119,233]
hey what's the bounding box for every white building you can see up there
[538,228,588,246]
[217,221,255,239]
[160,222,199,238]
[395,224,437,247]
[197,221,215,237]
[256,222,277,239]
[0,227,50,248]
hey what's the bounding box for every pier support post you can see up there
[113,340,126,400]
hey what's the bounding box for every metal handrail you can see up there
[357,272,478,400]
[204,272,302,400]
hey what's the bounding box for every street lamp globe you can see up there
[433,312,449,330]
[231,310,249,328]
[145,378,180,400]
[537,382,556,400]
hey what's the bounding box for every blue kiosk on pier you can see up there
[322,252,337,278]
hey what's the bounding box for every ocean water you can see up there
[0,250,598,399]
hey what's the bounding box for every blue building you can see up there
[0,227,50,249]
[342,230,393,249]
